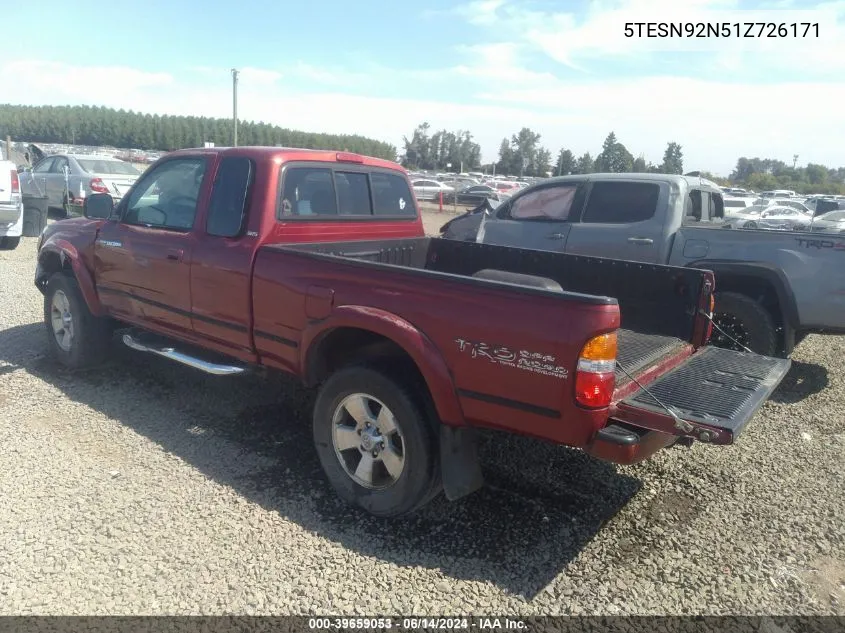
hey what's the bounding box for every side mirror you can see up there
[84,193,114,219]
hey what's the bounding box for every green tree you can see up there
[535,147,552,177]
[556,149,576,175]
[594,132,634,172]
[660,142,684,174]
[574,152,595,174]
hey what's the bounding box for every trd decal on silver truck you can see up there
[455,338,569,379]
[795,237,845,251]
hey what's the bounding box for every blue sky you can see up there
[3,0,845,174]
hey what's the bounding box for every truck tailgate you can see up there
[612,347,791,444]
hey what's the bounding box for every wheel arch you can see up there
[36,243,105,316]
[301,306,466,428]
[686,259,800,354]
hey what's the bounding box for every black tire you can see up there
[312,365,439,517]
[745,221,758,229]
[43,273,112,369]
[711,291,777,356]
[0,236,21,250]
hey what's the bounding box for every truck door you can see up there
[565,180,664,263]
[478,182,580,251]
[47,156,70,209]
[189,156,256,355]
[94,156,209,335]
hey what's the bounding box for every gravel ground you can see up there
[0,228,843,616]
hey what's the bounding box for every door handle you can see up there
[166,248,184,262]
[627,237,654,245]
[547,233,566,240]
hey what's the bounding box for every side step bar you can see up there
[122,333,246,376]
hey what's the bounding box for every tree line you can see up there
[401,121,845,195]
[401,124,685,178]
[0,104,397,160]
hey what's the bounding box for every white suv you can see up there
[0,160,23,250]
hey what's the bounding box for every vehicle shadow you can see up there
[0,321,642,600]
[769,360,829,404]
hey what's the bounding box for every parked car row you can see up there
[17,153,142,216]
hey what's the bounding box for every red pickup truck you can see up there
[35,146,791,517]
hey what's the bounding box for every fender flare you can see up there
[37,241,105,316]
[685,259,800,330]
[300,305,466,427]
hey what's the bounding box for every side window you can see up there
[582,182,659,224]
[206,157,254,237]
[33,158,55,173]
[504,185,577,221]
[281,167,337,216]
[336,172,372,216]
[372,172,415,216]
[122,157,207,230]
[684,190,702,224]
[50,157,69,174]
[710,193,724,219]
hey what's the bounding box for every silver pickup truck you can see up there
[440,173,845,357]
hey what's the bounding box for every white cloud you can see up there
[2,58,843,175]
[455,0,845,73]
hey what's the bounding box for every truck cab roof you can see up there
[165,146,406,173]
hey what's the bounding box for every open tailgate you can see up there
[612,346,791,445]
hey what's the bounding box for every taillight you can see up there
[10,169,19,194]
[89,177,109,193]
[575,331,617,408]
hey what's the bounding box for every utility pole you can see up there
[231,68,239,147]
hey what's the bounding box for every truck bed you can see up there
[261,237,788,446]
[615,329,689,384]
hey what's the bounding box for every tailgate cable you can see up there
[615,362,699,436]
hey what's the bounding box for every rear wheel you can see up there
[312,365,439,517]
[0,236,21,250]
[43,273,112,369]
[711,291,777,356]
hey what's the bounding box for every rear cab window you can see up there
[206,156,255,237]
[279,164,416,219]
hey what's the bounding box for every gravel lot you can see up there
[0,222,843,616]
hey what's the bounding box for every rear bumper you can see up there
[585,422,678,465]
[0,200,22,224]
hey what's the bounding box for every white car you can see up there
[725,205,809,230]
[723,197,755,214]
[750,198,813,214]
[0,159,23,250]
[793,210,845,233]
[411,179,454,201]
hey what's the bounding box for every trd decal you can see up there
[795,237,845,251]
[455,338,569,379]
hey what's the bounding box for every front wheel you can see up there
[312,365,440,517]
[43,273,112,369]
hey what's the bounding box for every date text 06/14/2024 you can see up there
[624,22,819,38]
[308,617,527,630]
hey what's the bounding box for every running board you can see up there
[122,333,246,376]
